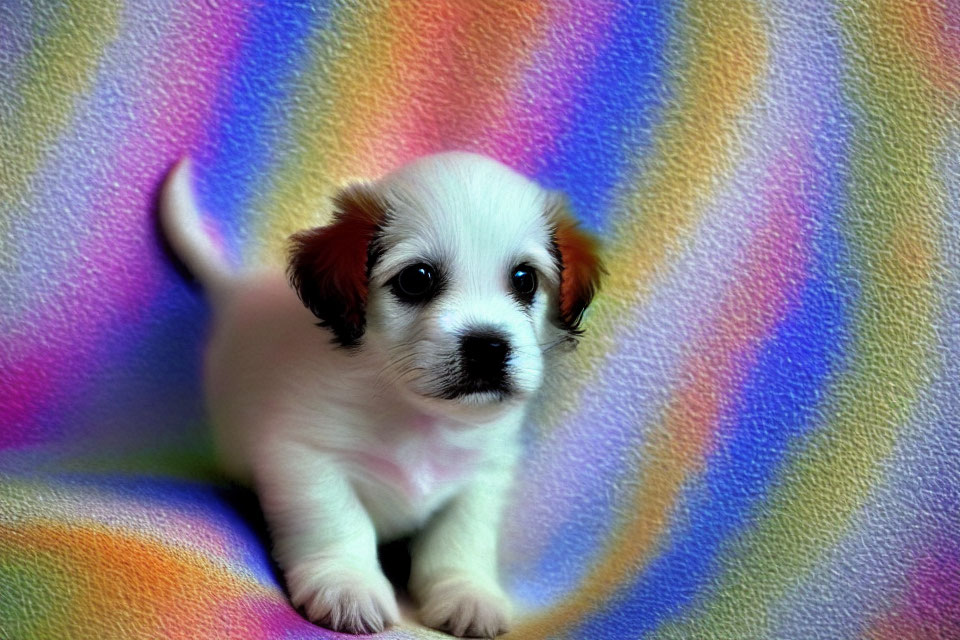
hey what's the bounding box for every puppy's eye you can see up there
[510,264,537,303]
[392,263,437,302]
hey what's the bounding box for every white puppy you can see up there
[160,152,601,637]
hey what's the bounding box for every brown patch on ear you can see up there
[288,183,387,347]
[548,197,604,334]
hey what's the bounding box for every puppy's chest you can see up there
[347,426,483,535]
[356,441,475,500]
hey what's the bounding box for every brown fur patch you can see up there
[549,198,604,332]
[288,184,386,346]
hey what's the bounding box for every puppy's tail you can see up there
[160,158,232,294]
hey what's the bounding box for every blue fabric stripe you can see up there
[194,3,332,259]
[533,1,670,231]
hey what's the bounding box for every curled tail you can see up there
[160,158,232,294]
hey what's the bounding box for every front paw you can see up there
[285,557,399,634]
[418,575,512,638]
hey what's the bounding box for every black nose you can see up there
[460,332,510,382]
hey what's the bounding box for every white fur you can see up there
[161,152,571,636]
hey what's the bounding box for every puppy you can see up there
[160,152,601,637]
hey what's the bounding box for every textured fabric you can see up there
[1,1,959,638]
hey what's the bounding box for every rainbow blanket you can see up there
[2,1,958,638]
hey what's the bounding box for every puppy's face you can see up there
[289,152,601,417]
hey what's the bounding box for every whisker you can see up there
[374,351,430,390]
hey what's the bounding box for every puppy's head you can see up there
[289,152,602,415]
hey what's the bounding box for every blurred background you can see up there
[1,1,958,638]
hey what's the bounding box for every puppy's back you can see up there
[202,268,340,480]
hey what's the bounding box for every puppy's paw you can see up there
[418,575,512,638]
[286,557,399,634]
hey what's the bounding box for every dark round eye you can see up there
[510,264,537,302]
[393,263,436,301]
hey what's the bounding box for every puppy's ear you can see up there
[288,183,386,347]
[547,196,604,334]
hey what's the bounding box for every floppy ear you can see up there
[288,183,386,347]
[547,196,604,334]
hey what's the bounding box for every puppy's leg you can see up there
[411,468,514,638]
[255,441,398,634]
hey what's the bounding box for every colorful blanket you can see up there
[2,1,958,638]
